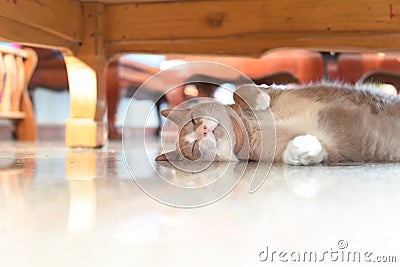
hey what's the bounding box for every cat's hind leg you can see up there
[283,134,327,165]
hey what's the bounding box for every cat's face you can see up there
[156,102,237,161]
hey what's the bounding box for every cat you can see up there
[156,82,400,165]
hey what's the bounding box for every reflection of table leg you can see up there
[64,3,107,148]
[67,180,97,232]
[66,150,104,232]
[66,151,105,181]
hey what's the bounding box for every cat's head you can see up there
[156,102,239,162]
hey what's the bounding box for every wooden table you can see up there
[1,0,399,147]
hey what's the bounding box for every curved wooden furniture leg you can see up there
[16,91,37,141]
[64,56,107,148]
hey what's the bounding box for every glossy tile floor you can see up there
[0,139,399,267]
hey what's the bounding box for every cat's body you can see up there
[156,82,400,165]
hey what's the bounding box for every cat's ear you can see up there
[160,109,187,125]
[155,150,184,161]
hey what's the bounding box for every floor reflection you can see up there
[0,141,399,266]
[67,180,96,233]
[0,154,34,233]
[66,150,107,181]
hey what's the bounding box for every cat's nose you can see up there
[202,125,210,136]
[197,124,211,137]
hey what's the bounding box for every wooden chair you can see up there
[359,71,400,95]
[337,53,400,84]
[0,45,38,141]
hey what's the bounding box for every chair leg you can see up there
[15,91,37,141]
[106,65,122,140]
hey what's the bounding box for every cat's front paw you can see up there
[234,84,270,111]
[283,135,327,166]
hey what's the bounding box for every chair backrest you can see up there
[0,45,37,117]
[337,53,400,84]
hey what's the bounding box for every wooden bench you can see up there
[1,0,397,147]
[0,45,37,141]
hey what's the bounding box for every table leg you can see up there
[64,56,107,148]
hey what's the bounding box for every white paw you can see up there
[283,135,327,165]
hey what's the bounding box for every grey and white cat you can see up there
[156,83,400,165]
